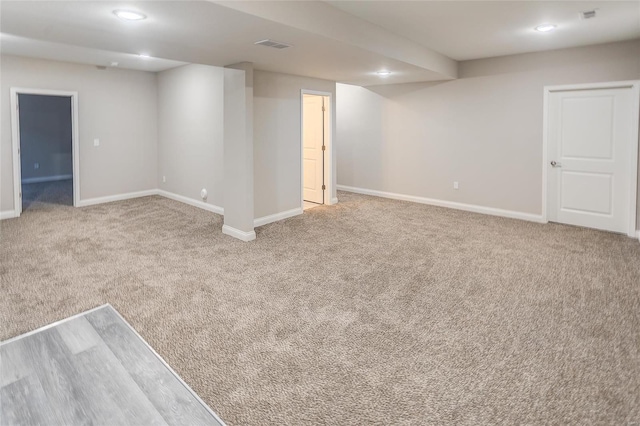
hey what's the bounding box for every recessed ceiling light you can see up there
[535,24,557,32]
[138,54,151,59]
[113,10,147,21]
[377,70,391,77]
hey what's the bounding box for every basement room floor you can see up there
[1,191,639,425]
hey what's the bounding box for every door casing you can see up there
[302,94,325,204]
[542,80,640,237]
[10,88,80,217]
[300,89,333,210]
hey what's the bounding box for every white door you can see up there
[546,83,639,235]
[303,94,325,204]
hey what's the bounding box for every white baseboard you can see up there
[22,174,73,184]
[222,224,256,242]
[254,207,302,227]
[336,184,545,223]
[77,189,158,207]
[0,210,18,220]
[330,197,338,205]
[157,190,224,216]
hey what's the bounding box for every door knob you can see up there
[550,161,562,167]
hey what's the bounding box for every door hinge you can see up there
[19,191,22,198]
[322,145,326,151]
[322,106,325,112]
[322,184,326,190]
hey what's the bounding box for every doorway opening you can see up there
[301,90,332,212]
[11,88,80,216]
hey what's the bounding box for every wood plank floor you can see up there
[0,305,224,426]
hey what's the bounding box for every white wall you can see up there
[223,65,255,240]
[253,70,336,218]
[18,94,72,181]
[1,55,158,212]
[2,56,342,229]
[157,64,224,208]
[337,39,640,225]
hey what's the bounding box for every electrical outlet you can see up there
[93,138,100,147]
[453,181,459,190]
[34,162,39,169]
[162,176,166,183]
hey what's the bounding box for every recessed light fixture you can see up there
[535,24,557,32]
[377,70,391,77]
[113,9,147,21]
[138,54,151,59]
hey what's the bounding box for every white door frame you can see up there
[300,89,333,209]
[542,80,640,237]
[10,87,80,217]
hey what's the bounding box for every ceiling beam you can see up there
[213,0,458,80]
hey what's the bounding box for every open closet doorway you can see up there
[301,91,331,211]
[11,88,80,216]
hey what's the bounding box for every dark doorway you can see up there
[18,94,73,211]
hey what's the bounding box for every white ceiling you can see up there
[1,1,638,85]
[0,1,450,85]
[328,1,640,61]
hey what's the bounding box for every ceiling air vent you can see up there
[581,10,597,19]
[254,39,292,49]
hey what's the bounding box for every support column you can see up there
[222,63,255,241]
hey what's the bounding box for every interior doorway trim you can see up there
[10,87,80,217]
[542,80,640,237]
[300,89,334,210]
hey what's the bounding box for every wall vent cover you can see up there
[254,39,292,49]
[581,10,597,19]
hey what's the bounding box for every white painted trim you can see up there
[627,83,640,238]
[300,89,333,209]
[544,80,640,93]
[76,189,158,207]
[541,87,549,224]
[10,89,21,218]
[331,197,338,205]
[337,185,545,223]
[542,80,640,237]
[0,210,19,220]
[222,224,256,242]
[254,207,302,227]
[72,93,80,210]
[10,88,80,218]
[22,174,73,184]
[157,190,224,216]
[637,230,640,242]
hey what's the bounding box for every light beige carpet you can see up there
[1,191,639,425]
